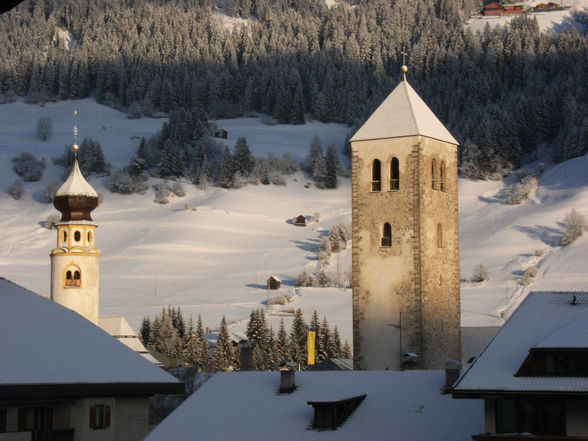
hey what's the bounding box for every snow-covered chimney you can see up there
[444,360,462,392]
[279,363,297,394]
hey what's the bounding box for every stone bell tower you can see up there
[51,134,101,324]
[351,67,461,370]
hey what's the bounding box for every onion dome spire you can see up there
[53,111,99,222]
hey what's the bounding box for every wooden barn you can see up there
[482,3,524,16]
[267,276,281,290]
[293,215,307,227]
[214,129,228,139]
[533,2,561,11]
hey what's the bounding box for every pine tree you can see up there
[324,144,341,189]
[309,310,320,364]
[289,308,307,367]
[159,139,185,178]
[312,154,328,189]
[155,314,181,357]
[330,326,343,358]
[275,319,289,365]
[318,317,331,362]
[341,340,352,359]
[194,314,210,369]
[139,316,151,346]
[218,146,234,188]
[233,136,255,177]
[304,136,323,173]
[183,317,198,366]
[214,315,234,371]
[291,83,305,125]
[127,154,147,177]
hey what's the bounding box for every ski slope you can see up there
[1,98,588,344]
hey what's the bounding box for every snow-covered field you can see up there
[467,0,588,33]
[1,99,588,343]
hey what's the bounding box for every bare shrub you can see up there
[534,249,544,257]
[36,117,53,141]
[472,264,490,283]
[43,214,61,230]
[170,181,186,197]
[44,181,61,203]
[520,266,539,286]
[107,171,148,194]
[296,271,313,287]
[153,182,171,204]
[12,152,46,182]
[6,180,24,200]
[268,293,294,305]
[561,209,588,246]
[507,175,538,205]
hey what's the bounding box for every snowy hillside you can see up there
[468,0,588,33]
[1,99,588,343]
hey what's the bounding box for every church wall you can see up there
[417,136,461,369]
[351,136,421,370]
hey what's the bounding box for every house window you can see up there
[371,159,381,192]
[496,399,564,436]
[437,224,443,248]
[431,159,437,190]
[18,407,53,432]
[381,223,392,247]
[74,231,81,242]
[390,157,400,191]
[440,161,446,192]
[65,266,81,287]
[90,405,111,430]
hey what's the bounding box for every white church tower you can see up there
[51,138,101,324]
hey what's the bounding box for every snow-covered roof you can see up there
[99,315,138,337]
[350,79,458,145]
[55,159,98,198]
[0,278,179,389]
[145,370,483,441]
[454,292,588,394]
[268,275,281,282]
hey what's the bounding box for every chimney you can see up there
[444,359,462,392]
[279,363,297,394]
[239,340,255,371]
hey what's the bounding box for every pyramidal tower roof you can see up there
[56,157,98,198]
[350,79,458,145]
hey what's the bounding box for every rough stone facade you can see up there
[352,135,461,370]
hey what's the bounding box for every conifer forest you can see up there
[1,0,587,179]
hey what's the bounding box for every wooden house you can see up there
[214,129,228,139]
[267,276,281,290]
[294,215,307,226]
[482,3,505,15]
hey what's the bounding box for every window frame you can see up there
[381,223,392,248]
[90,404,111,430]
[390,157,400,191]
[371,159,381,192]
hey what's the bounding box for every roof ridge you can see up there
[403,79,421,135]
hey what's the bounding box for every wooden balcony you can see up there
[473,434,588,441]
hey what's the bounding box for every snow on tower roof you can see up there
[55,158,98,198]
[454,292,588,394]
[350,79,458,145]
[0,278,180,391]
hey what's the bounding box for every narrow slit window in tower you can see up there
[432,159,437,190]
[440,161,446,192]
[390,158,400,191]
[381,223,392,247]
[87,231,92,244]
[372,159,381,192]
[74,231,81,242]
[437,223,443,248]
[62,231,67,242]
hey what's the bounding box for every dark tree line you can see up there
[1,0,587,178]
[140,306,351,372]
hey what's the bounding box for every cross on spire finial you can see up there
[400,48,409,81]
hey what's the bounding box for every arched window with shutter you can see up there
[381,223,392,247]
[390,157,400,191]
[64,265,81,287]
[372,159,381,192]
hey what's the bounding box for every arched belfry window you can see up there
[372,159,381,192]
[381,223,392,247]
[65,266,81,287]
[62,230,67,242]
[437,224,443,248]
[390,158,400,191]
[440,161,446,192]
[431,159,438,190]
[74,231,81,242]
